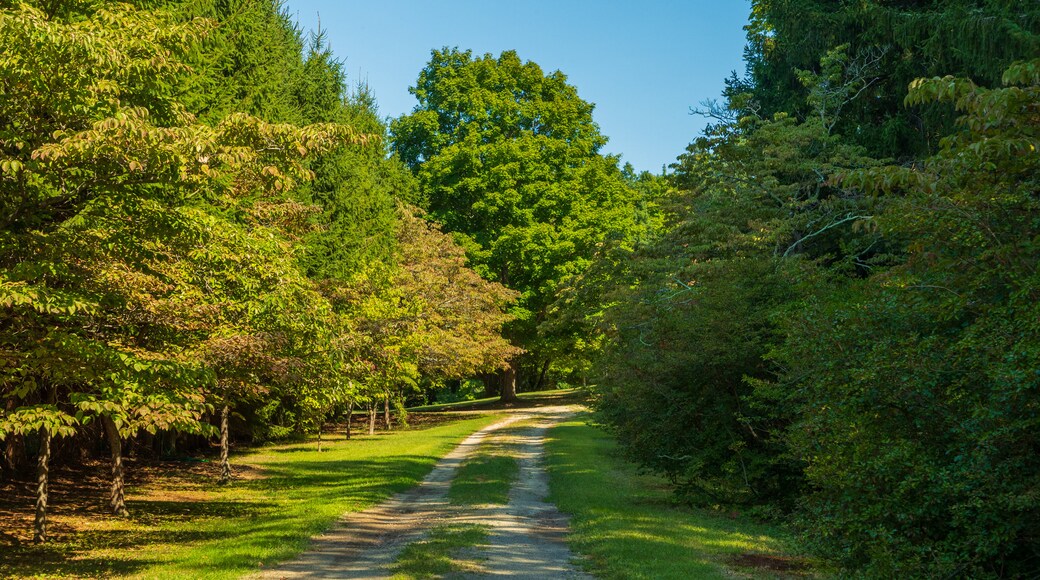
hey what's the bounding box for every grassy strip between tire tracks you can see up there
[448,423,530,506]
[390,523,489,579]
[545,415,813,579]
[0,414,500,579]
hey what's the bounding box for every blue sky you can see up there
[283,1,752,173]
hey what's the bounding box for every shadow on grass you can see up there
[0,542,164,578]
[1,414,501,579]
[546,421,812,579]
[0,455,442,579]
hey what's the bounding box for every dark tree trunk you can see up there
[500,363,519,403]
[533,359,551,391]
[479,372,499,398]
[33,427,51,544]
[103,416,128,517]
[383,397,392,430]
[163,429,177,457]
[368,403,376,436]
[345,401,353,440]
[4,398,22,476]
[317,420,324,452]
[4,434,22,478]
[219,405,231,483]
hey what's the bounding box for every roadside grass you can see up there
[389,523,489,579]
[408,387,587,412]
[0,414,500,579]
[546,416,813,579]
[448,424,527,505]
[408,394,500,412]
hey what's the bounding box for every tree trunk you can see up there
[500,363,519,403]
[533,359,551,391]
[368,403,376,436]
[4,434,23,480]
[383,397,392,430]
[317,420,324,452]
[163,429,177,457]
[478,372,499,398]
[4,398,22,476]
[219,405,231,484]
[103,416,128,517]
[33,427,51,544]
[345,401,353,440]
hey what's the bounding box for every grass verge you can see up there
[0,414,500,579]
[545,415,812,579]
[389,523,489,579]
[448,424,527,505]
[407,387,587,412]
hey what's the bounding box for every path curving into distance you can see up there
[255,405,590,580]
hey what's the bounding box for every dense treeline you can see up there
[590,1,1040,576]
[3,0,1037,575]
[391,48,643,401]
[0,0,516,543]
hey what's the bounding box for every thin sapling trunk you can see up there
[102,416,128,517]
[534,359,551,391]
[345,401,353,440]
[219,405,231,484]
[33,427,51,544]
[368,403,376,436]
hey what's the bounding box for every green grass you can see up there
[389,524,489,579]
[449,422,531,505]
[0,414,500,579]
[545,416,810,579]
[408,394,500,412]
[407,387,587,412]
[449,451,519,505]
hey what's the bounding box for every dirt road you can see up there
[255,405,589,579]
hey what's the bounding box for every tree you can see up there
[0,0,365,535]
[391,49,637,400]
[394,207,519,380]
[741,0,1040,159]
[337,207,519,419]
[141,0,407,452]
[766,60,1040,577]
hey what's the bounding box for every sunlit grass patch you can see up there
[390,524,489,579]
[545,415,814,579]
[0,415,499,579]
[448,423,533,505]
[407,387,588,412]
[449,454,519,505]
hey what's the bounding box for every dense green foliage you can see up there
[591,1,1040,577]
[391,49,641,397]
[0,0,517,544]
[741,0,1040,159]
[773,65,1040,576]
[3,0,1037,575]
